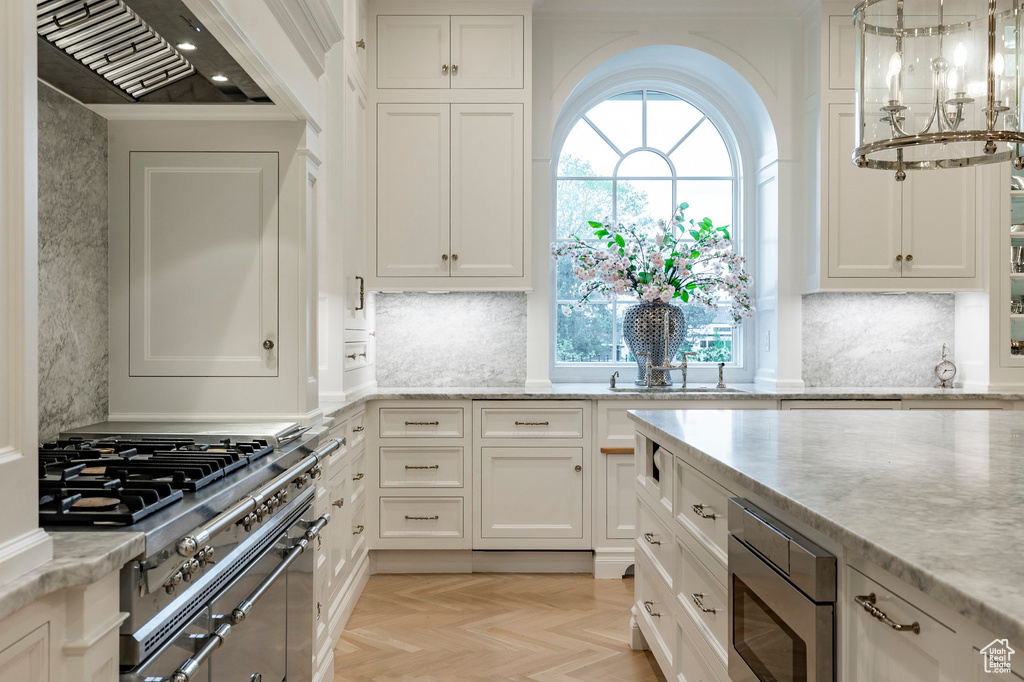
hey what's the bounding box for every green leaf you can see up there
[685,281,696,289]
[680,290,689,302]
[595,229,609,238]
[615,234,625,248]
[588,220,603,228]
[689,230,700,240]
[691,249,699,258]
[720,229,731,240]
[678,202,689,211]
[665,259,674,270]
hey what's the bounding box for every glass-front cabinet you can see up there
[1009,169,1024,363]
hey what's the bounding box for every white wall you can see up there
[529,8,810,387]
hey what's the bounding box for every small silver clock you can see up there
[935,344,956,389]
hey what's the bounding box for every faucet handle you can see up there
[609,370,620,389]
[717,362,726,389]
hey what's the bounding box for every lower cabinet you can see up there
[473,401,591,550]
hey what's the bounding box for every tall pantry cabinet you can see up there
[367,2,532,291]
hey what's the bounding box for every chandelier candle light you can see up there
[551,203,754,386]
[853,0,1024,180]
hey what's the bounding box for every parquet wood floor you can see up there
[333,574,668,682]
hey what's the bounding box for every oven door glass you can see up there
[733,574,808,682]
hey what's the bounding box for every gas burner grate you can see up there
[39,481,183,526]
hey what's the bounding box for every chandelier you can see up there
[854,0,1024,180]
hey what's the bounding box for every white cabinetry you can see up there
[369,3,531,291]
[375,102,524,279]
[377,15,523,89]
[826,104,977,283]
[128,151,279,376]
[811,7,982,292]
[369,401,472,550]
[473,401,591,549]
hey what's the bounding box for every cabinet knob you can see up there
[452,64,458,75]
[451,253,458,261]
[441,254,448,261]
[906,254,913,262]
[263,339,274,350]
[356,39,365,49]
[442,64,449,74]
[895,255,903,262]
[333,499,344,508]
[575,465,582,472]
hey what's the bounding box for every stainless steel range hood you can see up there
[37,0,271,104]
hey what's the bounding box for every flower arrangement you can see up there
[551,202,754,324]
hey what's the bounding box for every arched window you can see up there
[553,88,743,377]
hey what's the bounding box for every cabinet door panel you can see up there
[479,447,583,538]
[606,453,635,539]
[376,104,450,277]
[828,105,902,278]
[450,104,523,277]
[376,15,449,88]
[129,151,278,376]
[902,168,976,278]
[343,67,369,328]
[450,16,524,89]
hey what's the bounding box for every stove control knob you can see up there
[278,490,289,504]
[295,474,310,489]
[164,571,183,594]
[267,496,279,510]
[242,512,258,531]
[256,504,270,521]
[310,464,322,480]
[197,546,215,567]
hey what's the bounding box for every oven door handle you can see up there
[169,514,330,682]
[176,439,340,557]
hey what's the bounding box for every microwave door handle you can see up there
[168,514,331,682]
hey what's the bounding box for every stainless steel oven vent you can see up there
[36,0,195,99]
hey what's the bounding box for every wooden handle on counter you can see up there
[599,447,635,454]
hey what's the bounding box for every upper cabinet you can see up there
[128,151,279,377]
[376,15,524,89]
[827,104,977,281]
[345,0,369,79]
[810,8,982,292]
[368,3,532,292]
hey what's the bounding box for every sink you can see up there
[607,386,748,393]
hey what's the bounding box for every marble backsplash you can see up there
[37,84,108,442]
[375,293,527,387]
[802,292,954,387]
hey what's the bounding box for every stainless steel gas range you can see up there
[40,422,339,682]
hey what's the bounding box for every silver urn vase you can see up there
[622,302,686,385]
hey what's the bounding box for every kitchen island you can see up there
[628,408,1024,681]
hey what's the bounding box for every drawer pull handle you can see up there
[353,426,364,432]
[405,515,439,520]
[346,353,357,360]
[405,465,440,470]
[352,472,365,480]
[514,421,549,426]
[691,503,716,520]
[405,421,439,426]
[691,592,717,614]
[643,532,660,545]
[353,525,365,535]
[332,499,344,508]
[643,600,661,618]
[854,593,920,634]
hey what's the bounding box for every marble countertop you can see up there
[318,384,1024,421]
[0,531,144,622]
[628,408,1024,645]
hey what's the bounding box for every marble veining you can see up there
[375,293,527,387]
[37,83,108,442]
[629,408,1024,645]
[0,531,144,622]
[802,292,954,387]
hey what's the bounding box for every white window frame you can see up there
[550,81,756,385]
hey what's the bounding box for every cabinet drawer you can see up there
[479,407,584,439]
[347,411,366,447]
[674,457,732,567]
[637,496,674,589]
[379,407,464,438]
[350,499,366,562]
[350,449,366,502]
[677,616,728,682]
[635,551,675,672]
[343,341,368,370]
[847,567,962,681]
[379,497,464,538]
[677,539,728,666]
[380,446,464,487]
